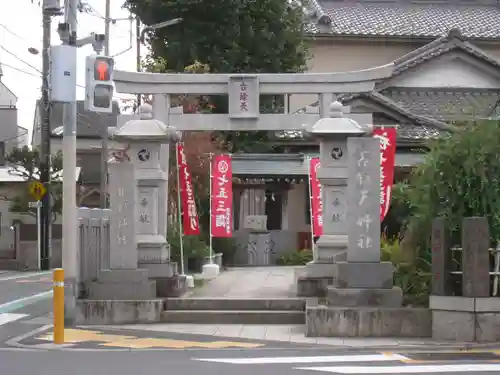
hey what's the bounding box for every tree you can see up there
[123,0,309,152]
[407,120,500,254]
[6,147,63,221]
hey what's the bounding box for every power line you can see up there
[0,45,41,74]
[0,24,29,43]
[0,62,40,78]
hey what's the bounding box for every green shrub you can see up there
[276,249,313,266]
[167,224,209,264]
[381,236,431,306]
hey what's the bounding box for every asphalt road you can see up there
[0,271,52,345]
[0,271,500,374]
[1,347,500,375]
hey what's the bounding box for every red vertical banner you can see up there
[176,142,200,235]
[373,127,397,221]
[309,157,323,237]
[210,154,233,238]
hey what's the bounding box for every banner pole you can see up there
[209,153,213,264]
[175,142,186,276]
[307,157,316,260]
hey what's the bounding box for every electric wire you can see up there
[0,45,41,75]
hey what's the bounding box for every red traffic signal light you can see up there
[93,57,113,81]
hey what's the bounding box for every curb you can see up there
[4,325,500,353]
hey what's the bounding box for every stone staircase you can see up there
[161,298,306,324]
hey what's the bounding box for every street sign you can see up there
[29,181,46,201]
[28,201,42,208]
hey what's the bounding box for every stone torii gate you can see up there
[113,64,394,280]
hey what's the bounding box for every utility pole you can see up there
[100,0,111,209]
[61,0,79,324]
[136,17,141,108]
[40,2,52,271]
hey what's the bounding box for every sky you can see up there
[0,0,139,140]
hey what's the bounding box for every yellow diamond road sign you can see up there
[29,181,46,201]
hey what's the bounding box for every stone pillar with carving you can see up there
[296,100,372,297]
[87,152,156,300]
[112,104,182,297]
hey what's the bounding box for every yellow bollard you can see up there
[53,268,64,344]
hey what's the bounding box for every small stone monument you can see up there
[112,104,181,296]
[297,100,371,297]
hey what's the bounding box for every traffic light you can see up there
[84,55,115,113]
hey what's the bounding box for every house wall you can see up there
[17,127,29,148]
[0,81,16,108]
[290,40,420,112]
[290,38,500,112]
[0,108,19,152]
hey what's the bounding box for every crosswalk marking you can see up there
[0,313,28,326]
[297,364,500,373]
[193,354,409,364]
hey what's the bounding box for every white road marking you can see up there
[0,313,29,326]
[296,364,500,373]
[0,291,52,313]
[193,353,408,364]
[0,271,51,282]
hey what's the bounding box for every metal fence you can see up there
[78,208,111,290]
[448,245,500,296]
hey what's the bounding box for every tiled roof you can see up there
[382,89,500,120]
[386,29,500,79]
[277,91,451,142]
[311,0,500,39]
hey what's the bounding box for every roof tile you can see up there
[315,1,500,39]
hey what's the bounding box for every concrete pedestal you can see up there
[185,275,195,288]
[89,269,156,300]
[431,296,500,342]
[137,235,174,278]
[202,263,220,279]
[327,286,402,307]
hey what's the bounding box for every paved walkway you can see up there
[88,323,498,350]
[191,267,297,298]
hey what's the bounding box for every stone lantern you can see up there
[297,100,372,296]
[112,104,181,295]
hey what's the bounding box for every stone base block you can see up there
[337,262,394,289]
[297,276,336,297]
[76,299,163,325]
[315,235,347,262]
[98,269,149,284]
[431,296,500,342]
[89,280,156,300]
[305,261,339,278]
[201,263,220,279]
[155,275,188,297]
[327,286,403,307]
[305,304,431,337]
[139,262,174,278]
[89,269,156,300]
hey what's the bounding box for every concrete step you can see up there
[160,310,305,324]
[164,298,305,311]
